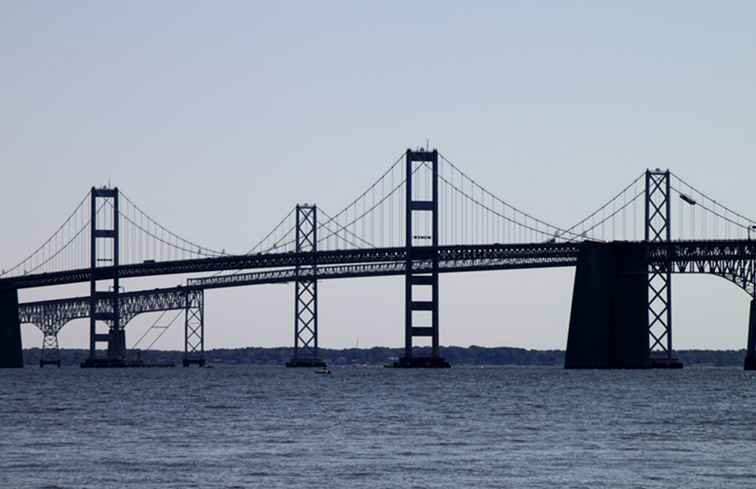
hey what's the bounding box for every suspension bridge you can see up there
[2,149,755,369]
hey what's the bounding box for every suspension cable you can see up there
[1,191,90,277]
[671,172,756,225]
[438,152,581,240]
[120,191,227,256]
[316,151,405,235]
[318,208,374,248]
[671,185,753,231]
[556,173,645,240]
[316,164,418,246]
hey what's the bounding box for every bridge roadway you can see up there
[4,242,582,290]
[17,239,756,331]
[18,252,580,329]
[5,239,756,292]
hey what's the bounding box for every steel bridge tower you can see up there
[392,149,449,368]
[39,322,61,367]
[183,289,205,367]
[286,204,325,368]
[645,170,682,368]
[82,187,124,368]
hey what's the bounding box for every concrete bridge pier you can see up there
[565,243,651,369]
[0,288,23,368]
[107,328,126,362]
[744,299,756,370]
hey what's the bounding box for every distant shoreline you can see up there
[22,346,749,367]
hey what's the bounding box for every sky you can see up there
[2,1,756,352]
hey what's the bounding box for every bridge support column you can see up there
[645,170,682,368]
[392,149,449,368]
[40,327,61,367]
[82,187,125,368]
[183,289,205,367]
[744,299,756,370]
[0,288,23,368]
[565,243,650,369]
[286,205,325,368]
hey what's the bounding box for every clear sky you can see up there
[2,1,755,352]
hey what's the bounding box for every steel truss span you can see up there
[19,256,578,333]
[650,240,756,297]
[19,239,756,336]
[2,243,582,290]
[20,287,202,334]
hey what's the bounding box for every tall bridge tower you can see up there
[286,204,325,368]
[82,187,124,367]
[645,170,682,368]
[393,149,449,368]
[183,289,205,367]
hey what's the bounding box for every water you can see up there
[2,366,756,488]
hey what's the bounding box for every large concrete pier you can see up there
[744,300,756,370]
[0,288,23,368]
[565,243,650,368]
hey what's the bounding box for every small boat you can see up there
[314,367,332,375]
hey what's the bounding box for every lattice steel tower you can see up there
[286,205,326,368]
[645,170,682,368]
[183,289,205,367]
[39,320,61,368]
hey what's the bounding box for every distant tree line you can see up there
[22,346,748,367]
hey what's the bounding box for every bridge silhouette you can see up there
[2,149,755,369]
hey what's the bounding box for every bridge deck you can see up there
[4,242,582,290]
[19,238,756,329]
[6,240,756,291]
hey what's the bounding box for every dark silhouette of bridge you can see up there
[2,149,755,369]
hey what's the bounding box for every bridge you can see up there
[2,149,756,369]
